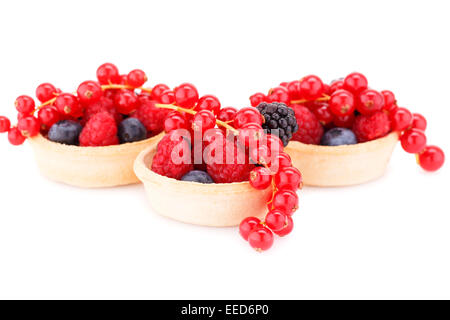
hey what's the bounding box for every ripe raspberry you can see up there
[79,111,119,146]
[291,104,324,144]
[81,96,122,126]
[131,96,170,136]
[206,139,255,183]
[151,131,194,179]
[353,111,391,142]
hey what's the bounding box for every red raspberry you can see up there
[206,139,254,183]
[291,104,323,144]
[151,131,194,179]
[81,96,122,126]
[353,111,391,142]
[131,96,170,136]
[79,111,119,146]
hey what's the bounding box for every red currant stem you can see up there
[291,94,330,105]
[154,103,239,134]
[100,84,152,94]
[32,96,59,115]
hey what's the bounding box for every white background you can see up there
[0,0,449,299]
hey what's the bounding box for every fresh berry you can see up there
[239,217,262,241]
[55,93,83,117]
[275,166,302,191]
[333,113,355,128]
[300,75,324,100]
[234,107,263,128]
[15,95,35,115]
[356,89,384,115]
[329,79,344,93]
[267,86,290,104]
[127,69,147,88]
[411,113,427,131]
[237,123,264,149]
[217,107,237,128]
[287,80,302,100]
[96,63,120,84]
[265,209,288,232]
[249,93,267,107]
[417,146,445,172]
[114,90,139,114]
[401,128,426,153]
[274,215,294,237]
[196,95,221,115]
[353,111,391,142]
[291,104,323,144]
[381,90,397,112]
[206,140,254,183]
[159,90,175,104]
[174,83,199,109]
[151,131,194,179]
[271,152,292,173]
[38,106,60,131]
[391,107,413,132]
[131,98,169,135]
[79,112,119,147]
[18,116,40,137]
[343,72,368,94]
[329,89,355,116]
[313,104,334,126]
[249,166,272,190]
[164,112,188,132]
[321,127,357,146]
[77,81,102,105]
[270,189,299,215]
[256,102,298,147]
[8,127,26,146]
[36,83,57,103]
[118,118,147,144]
[0,116,11,133]
[248,227,274,251]
[181,170,214,184]
[151,84,170,101]
[192,110,216,133]
[82,96,122,126]
[48,120,82,145]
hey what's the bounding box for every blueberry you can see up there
[321,127,357,146]
[118,118,147,144]
[48,120,82,145]
[181,170,214,183]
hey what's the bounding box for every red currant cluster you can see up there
[249,72,445,172]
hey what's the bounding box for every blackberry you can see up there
[48,120,82,145]
[256,102,298,146]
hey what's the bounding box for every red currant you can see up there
[114,90,139,114]
[275,166,302,191]
[329,89,355,116]
[265,209,288,232]
[329,79,344,93]
[411,113,427,131]
[36,83,57,103]
[265,134,284,152]
[401,128,427,153]
[271,189,299,215]
[250,145,272,165]
[127,69,147,88]
[271,152,292,172]
[37,106,60,131]
[249,93,267,107]
[174,83,199,109]
[192,110,216,133]
[287,81,302,100]
[77,80,102,105]
[356,89,384,115]
[268,86,290,104]
[119,74,128,85]
[381,90,397,112]
[313,104,334,125]
[343,72,368,94]
[217,107,237,123]
[15,95,35,115]
[151,84,170,102]
[234,107,263,128]
[323,83,331,95]
[54,93,82,117]
[237,123,263,148]
[0,116,11,133]
[417,145,445,172]
[274,215,294,237]
[333,113,355,128]
[8,127,26,145]
[164,112,187,132]
[391,107,413,131]
[239,216,262,241]
[18,116,40,137]
[159,90,175,104]
[248,227,274,251]
[300,75,324,100]
[249,167,272,190]
[96,63,120,84]
[279,82,289,88]
[196,95,221,115]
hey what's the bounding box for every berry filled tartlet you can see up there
[249,72,445,186]
[133,83,301,251]
[0,63,177,187]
